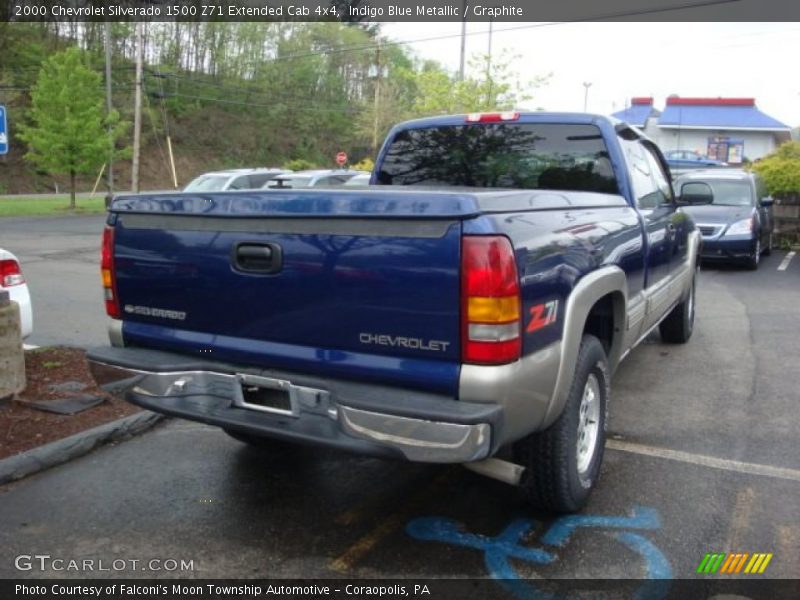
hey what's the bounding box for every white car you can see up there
[0,248,33,339]
[183,168,289,192]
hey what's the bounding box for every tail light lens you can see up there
[461,236,521,365]
[101,226,120,318]
[0,259,25,287]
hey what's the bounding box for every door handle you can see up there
[232,242,282,274]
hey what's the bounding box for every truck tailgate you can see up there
[108,189,480,395]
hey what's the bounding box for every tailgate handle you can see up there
[233,242,282,274]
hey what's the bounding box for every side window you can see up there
[643,147,673,205]
[228,176,250,190]
[622,140,662,210]
[248,174,272,188]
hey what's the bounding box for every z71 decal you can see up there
[526,300,559,333]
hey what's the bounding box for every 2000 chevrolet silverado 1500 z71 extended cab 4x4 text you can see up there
[88,113,706,513]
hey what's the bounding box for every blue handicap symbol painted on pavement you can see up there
[406,505,672,600]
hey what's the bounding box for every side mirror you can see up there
[678,182,714,205]
[760,196,774,207]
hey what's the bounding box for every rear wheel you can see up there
[514,334,608,513]
[763,233,773,256]
[659,268,696,343]
[746,238,761,270]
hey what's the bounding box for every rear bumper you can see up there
[87,346,499,463]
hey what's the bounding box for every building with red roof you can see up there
[612,97,791,164]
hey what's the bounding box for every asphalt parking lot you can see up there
[0,216,798,590]
[0,215,108,348]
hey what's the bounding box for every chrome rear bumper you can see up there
[88,356,493,463]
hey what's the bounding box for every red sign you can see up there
[336,151,347,167]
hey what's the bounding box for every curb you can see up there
[0,410,163,486]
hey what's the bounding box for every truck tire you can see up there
[659,268,696,343]
[513,334,608,513]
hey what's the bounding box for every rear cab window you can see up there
[376,122,619,194]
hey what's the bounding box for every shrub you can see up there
[753,141,800,195]
[282,158,317,172]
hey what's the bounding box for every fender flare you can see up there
[541,266,627,429]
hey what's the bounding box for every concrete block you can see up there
[0,291,26,400]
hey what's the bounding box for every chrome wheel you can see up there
[576,373,601,476]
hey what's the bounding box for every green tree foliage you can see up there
[18,47,128,207]
[5,23,550,187]
[752,141,800,196]
[409,51,549,115]
[283,158,317,171]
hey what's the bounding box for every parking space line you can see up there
[22,344,39,350]
[335,473,410,527]
[725,487,755,552]
[606,440,800,483]
[777,251,795,271]
[329,470,455,573]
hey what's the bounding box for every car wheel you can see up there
[746,238,761,270]
[659,267,696,343]
[513,334,608,513]
[763,233,773,256]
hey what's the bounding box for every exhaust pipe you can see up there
[464,457,526,486]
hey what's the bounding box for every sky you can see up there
[381,22,800,128]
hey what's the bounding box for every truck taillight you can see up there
[0,259,25,287]
[461,236,521,365]
[101,226,120,319]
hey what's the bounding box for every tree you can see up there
[408,51,549,116]
[19,47,128,208]
[752,141,800,196]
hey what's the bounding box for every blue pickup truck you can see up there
[88,112,703,513]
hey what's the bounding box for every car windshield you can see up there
[686,180,753,206]
[184,175,230,192]
[376,122,618,194]
[269,176,312,188]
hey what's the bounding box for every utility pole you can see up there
[131,22,143,194]
[104,21,114,206]
[458,0,467,81]
[486,18,493,107]
[372,41,381,156]
[583,81,592,112]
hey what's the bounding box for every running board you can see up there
[463,457,526,486]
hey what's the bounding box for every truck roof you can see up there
[390,111,622,131]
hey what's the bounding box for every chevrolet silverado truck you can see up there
[88,112,703,513]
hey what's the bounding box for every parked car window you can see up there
[269,176,312,189]
[376,123,618,194]
[183,175,230,192]
[228,175,251,190]
[248,173,277,188]
[323,175,353,186]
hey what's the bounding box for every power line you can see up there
[163,91,359,113]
